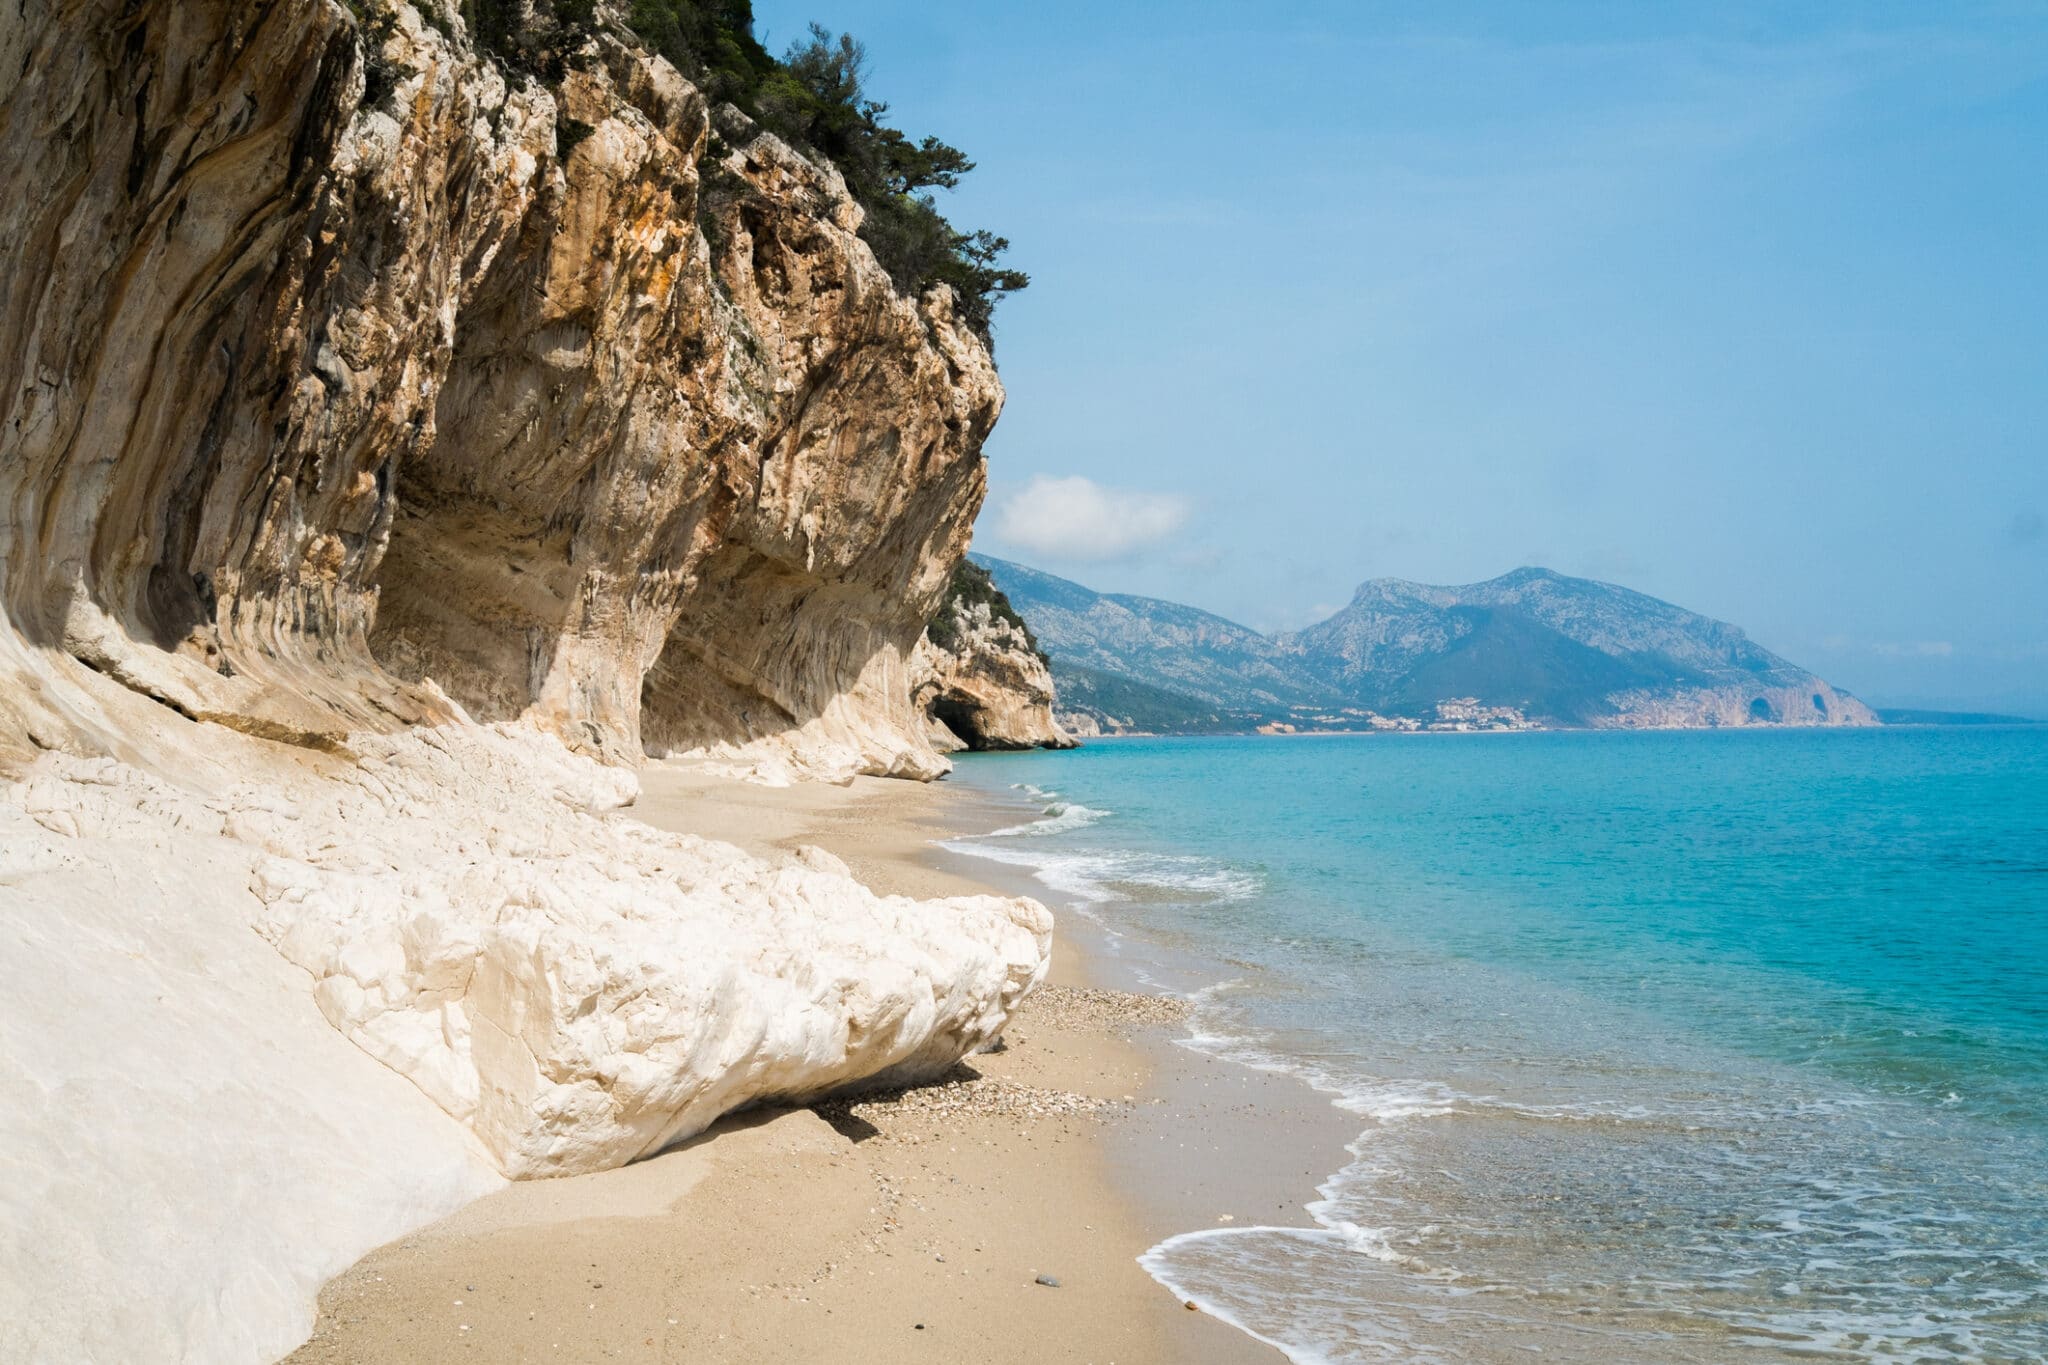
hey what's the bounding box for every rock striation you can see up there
[911,560,1074,751]
[0,4,1050,1361]
[1,0,999,781]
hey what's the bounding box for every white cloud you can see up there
[989,475,1191,562]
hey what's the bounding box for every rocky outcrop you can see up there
[1,723,1049,1362]
[911,560,1074,751]
[1,0,998,781]
[1599,682,1874,729]
[1057,709,1106,738]
[13,727,1048,1180]
[0,6,1049,1361]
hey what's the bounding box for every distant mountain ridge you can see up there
[967,558,1323,723]
[975,556,1879,734]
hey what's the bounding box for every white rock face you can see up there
[0,5,1052,1361]
[0,724,1052,1359]
[241,727,1052,1176]
[912,601,1075,753]
[0,760,501,1365]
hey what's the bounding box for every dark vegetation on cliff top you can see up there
[926,559,1045,664]
[443,0,1025,335]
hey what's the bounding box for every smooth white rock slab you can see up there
[0,724,1051,1363]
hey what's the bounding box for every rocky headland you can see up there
[911,559,1074,753]
[0,4,1062,1359]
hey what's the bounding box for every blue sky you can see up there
[753,1,2048,714]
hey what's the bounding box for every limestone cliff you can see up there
[912,560,1074,751]
[0,6,1049,1361]
[1,0,1000,781]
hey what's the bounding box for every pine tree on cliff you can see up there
[456,0,1027,336]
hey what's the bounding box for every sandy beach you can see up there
[284,764,1354,1364]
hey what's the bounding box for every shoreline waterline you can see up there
[286,760,1325,1364]
[939,728,2048,1363]
[933,780,1392,1364]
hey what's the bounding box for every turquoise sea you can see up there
[943,729,2048,1363]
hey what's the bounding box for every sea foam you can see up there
[939,731,2048,1363]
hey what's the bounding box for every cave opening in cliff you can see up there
[929,696,988,748]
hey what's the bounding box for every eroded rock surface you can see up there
[0,5,1046,1361]
[1,0,998,779]
[1,725,1049,1360]
[912,561,1073,751]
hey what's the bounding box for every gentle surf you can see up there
[947,728,2048,1362]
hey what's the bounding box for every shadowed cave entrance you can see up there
[929,696,989,748]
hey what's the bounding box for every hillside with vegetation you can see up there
[969,556,1322,720]
[979,558,1879,734]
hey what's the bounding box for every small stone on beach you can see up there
[1034,1274,1061,1287]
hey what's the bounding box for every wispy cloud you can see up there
[988,475,1191,562]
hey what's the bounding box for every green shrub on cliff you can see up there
[458,0,596,81]
[752,25,1027,334]
[458,0,1026,336]
[625,0,777,105]
[928,560,1045,662]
